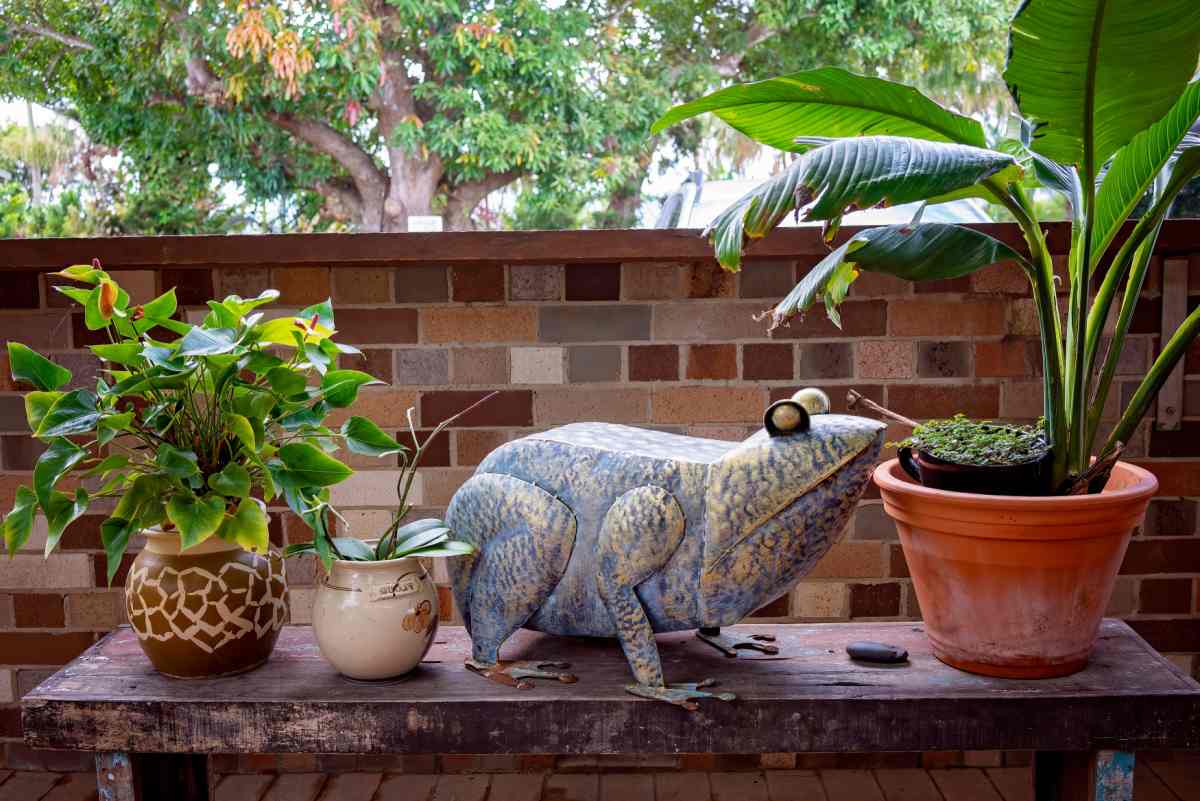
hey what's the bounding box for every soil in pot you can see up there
[874,459,1157,678]
[894,415,1052,496]
[126,530,289,679]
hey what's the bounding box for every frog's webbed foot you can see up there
[465,659,577,690]
[697,627,779,657]
[625,678,736,711]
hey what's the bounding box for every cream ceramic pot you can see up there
[312,555,439,680]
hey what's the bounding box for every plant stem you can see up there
[845,389,918,427]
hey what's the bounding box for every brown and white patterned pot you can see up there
[125,530,288,679]
[313,556,438,680]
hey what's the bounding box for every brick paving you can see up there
[1,761,1197,801]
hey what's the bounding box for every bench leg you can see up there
[96,751,210,801]
[1034,750,1134,801]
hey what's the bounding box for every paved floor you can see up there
[0,761,1196,801]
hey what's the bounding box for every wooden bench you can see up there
[20,619,1200,801]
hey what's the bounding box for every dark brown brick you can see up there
[452,264,505,303]
[889,545,910,577]
[4,311,72,350]
[0,706,21,739]
[686,344,737,380]
[849,582,901,617]
[0,272,40,308]
[886,384,1000,419]
[268,514,284,548]
[59,515,104,550]
[216,267,271,299]
[160,268,214,307]
[12,594,65,628]
[975,339,1032,377]
[420,390,532,427]
[0,435,45,470]
[1143,499,1197,537]
[71,312,110,347]
[398,428,451,467]
[567,346,622,382]
[0,632,96,665]
[395,265,449,303]
[345,348,394,384]
[629,345,678,382]
[96,552,137,587]
[738,260,796,299]
[4,742,95,772]
[539,305,651,342]
[918,341,971,378]
[1128,618,1200,653]
[770,300,887,338]
[333,308,418,345]
[915,276,972,294]
[749,593,790,618]
[1140,578,1192,614]
[1129,297,1161,335]
[49,351,102,391]
[1150,422,1200,457]
[565,263,621,301]
[743,344,793,381]
[0,396,27,432]
[1121,539,1200,574]
[796,343,852,379]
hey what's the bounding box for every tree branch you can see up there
[10,22,96,51]
[444,169,522,230]
[265,112,388,209]
[714,21,778,78]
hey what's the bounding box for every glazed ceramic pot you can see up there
[126,530,289,679]
[875,459,1157,678]
[312,555,439,680]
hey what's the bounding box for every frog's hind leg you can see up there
[696,627,779,657]
[597,486,735,711]
[444,473,578,689]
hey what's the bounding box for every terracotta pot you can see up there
[874,459,1157,678]
[312,556,439,680]
[126,531,289,679]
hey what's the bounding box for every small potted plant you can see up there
[3,262,385,679]
[287,395,490,681]
[653,1,1199,676]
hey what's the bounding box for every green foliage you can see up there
[1,263,393,579]
[893,415,1050,468]
[656,0,1200,494]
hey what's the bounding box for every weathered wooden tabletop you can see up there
[22,620,1200,756]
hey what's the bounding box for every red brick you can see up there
[885,384,1000,419]
[738,260,796,299]
[686,345,737,380]
[0,705,21,738]
[334,308,418,345]
[420,390,532,427]
[0,436,45,471]
[160,268,214,306]
[1140,578,1192,613]
[972,261,1032,295]
[12,594,65,628]
[629,345,678,382]
[271,267,330,306]
[0,272,40,308]
[889,545,909,578]
[915,276,972,294]
[354,349,395,384]
[438,585,455,622]
[1134,460,1200,496]
[1128,618,1200,653]
[749,594,790,618]
[456,429,509,466]
[849,582,901,617]
[917,342,970,378]
[1121,539,1200,574]
[4,311,71,350]
[796,343,852,379]
[95,553,137,587]
[215,266,270,299]
[741,344,792,381]
[452,264,505,302]
[0,632,96,665]
[398,429,451,468]
[396,265,450,303]
[1143,499,1197,537]
[1150,422,1200,457]
[565,263,621,301]
[770,300,887,339]
[889,299,1006,336]
[975,340,1031,377]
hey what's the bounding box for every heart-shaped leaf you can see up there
[217,497,270,553]
[141,288,177,319]
[167,493,227,551]
[33,438,87,510]
[340,416,405,457]
[300,299,335,330]
[267,366,307,397]
[24,392,61,433]
[43,488,89,557]
[156,444,200,480]
[321,370,382,408]
[3,486,37,556]
[35,390,101,439]
[226,413,257,451]
[7,343,71,391]
[208,463,251,498]
[90,342,142,365]
[100,516,138,586]
[179,326,239,356]
[277,442,353,487]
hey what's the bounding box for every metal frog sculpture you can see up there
[445,392,885,708]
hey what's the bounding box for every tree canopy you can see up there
[0,0,1014,233]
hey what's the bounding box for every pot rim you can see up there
[327,548,424,570]
[873,458,1158,508]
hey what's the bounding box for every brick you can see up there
[422,390,532,427]
[353,348,394,384]
[0,272,40,308]
[915,275,972,293]
[565,263,621,301]
[1141,578,1193,614]
[161,268,214,306]
[796,343,852,380]
[325,389,419,428]
[1106,577,1137,616]
[481,774,542,801]
[0,670,11,704]
[0,772,62,801]
[1135,460,1200,496]
[215,266,271,299]
[535,389,648,424]
[760,753,797,770]
[855,341,914,379]
[1000,380,1044,420]
[330,470,410,507]
[567,346,622,383]
[3,311,72,350]
[396,266,449,303]
[710,772,768,801]
[451,348,509,384]
[375,774,438,801]
[917,341,971,378]
[71,311,110,347]
[509,264,562,301]
[456,430,509,466]
[975,340,1030,377]
[395,348,449,386]
[399,428,451,467]
[433,774,490,801]
[267,266,330,306]
[1143,499,1197,537]
[262,774,326,801]
[984,767,1032,801]
[654,302,764,340]
[852,270,910,298]
[318,772,382,800]
[621,262,692,300]
[809,542,884,579]
[0,632,95,665]
[332,268,392,304]
[737,260,796,299]
[743,343,793,381]
[421,468,474,505]
[889,545,909,578]
[540,305,650,342]
[654,773,710,801]
[289,588,315,624]
[451,264,505,303]
[791,582,847,618]
[335,308,418,345]
[771,300,888,339]
[598,774,653,801]
[818,770,884,801]
[512,347,565,384]
[423,307,536,343]
[1121,539,1200,574]
[96,553,136,587]
[849,582,901,617]
[886,384,1000,420]
[750,594,790,617]
[1129,618,1200,653]
[629,345,678,382]
[686,345,737,380]
[889,299,1006,337]
[1150,421,1200,457]
[12,593,64,628]
[972,261,1031,295]
[0,554,92,589]
[214,774,274,801]
[928,769,1003,801]
[652,387,765,424]
[764,770,825,800]
[38,771,98,801]
[853,503,897,541]
[0,436,45,470]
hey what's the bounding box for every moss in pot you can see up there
[893,415,1052,497]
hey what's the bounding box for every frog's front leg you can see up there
[597,486,735,711]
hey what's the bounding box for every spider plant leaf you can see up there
[331,537,375,561]
[402,541,476,559]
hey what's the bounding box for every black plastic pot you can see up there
[897,446,1053,496]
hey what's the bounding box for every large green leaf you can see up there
[141,288,178,319]
[217,497,270,553]
[208,463,251,498]
[33,438,87,510]
[3,486,37,556]
[768,224,1028,330]
[43,488,89,557]
[1003,0,1200,172]
[340,416,405,457]
[321,369,382,408]
[23,392,61,433]
[7,343,71,391]
[706,137,1020,269]
[34,390,101,438]
[651,67,986,150]
[167,493,227,551]
[1092,81,1200,260]
[179,326,239,356]
[277,442,353,487]
[155,444,200,480]
[99,516,137,586]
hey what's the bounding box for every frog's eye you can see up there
[764,399,809,437]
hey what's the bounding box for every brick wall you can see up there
[0,227,1197,770]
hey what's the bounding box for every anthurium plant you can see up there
[653,0,1200,495]
[284,393,493,565]
[2,260,398,582]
